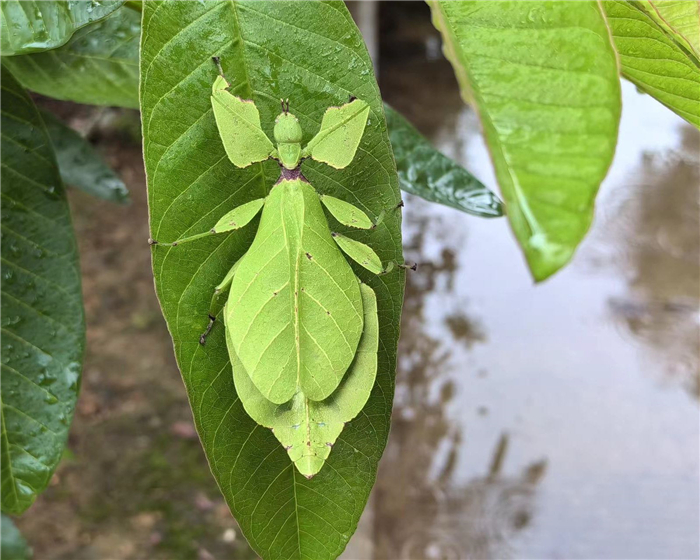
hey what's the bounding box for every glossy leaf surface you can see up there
[0,66,84,514]
[604,0,700,128]
[3,6,140,108]
[140,2,403,558]
[384,104,503,218]
[429,0,621,280]
[40,110,130,204]
[0,0,124,56]
[230,282,378,479]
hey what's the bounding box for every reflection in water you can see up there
[342,3,699,559]
[596,127,699,399]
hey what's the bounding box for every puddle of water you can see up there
[344,5,699,559]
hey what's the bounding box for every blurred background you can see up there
[16,3,699,559]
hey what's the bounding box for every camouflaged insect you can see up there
[152,58,400,478]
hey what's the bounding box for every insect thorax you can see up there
[274,112,303,169]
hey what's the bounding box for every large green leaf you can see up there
[0,66,85,514]
[40,110,130,204]
[429,1,621,281]
[603,0,700,128]
[1,515,30,560]
[384,104,503,218]
[644,0,700,58]
[140,2,403,559]
[2,6,139,108]
[0,0,124,56]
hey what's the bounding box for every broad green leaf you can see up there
[40,110,130,204]
[429,1,621,281]
[384,104,503,218]
[603,0,700,128]
[140,2,403,559]
[230,282,378,479]
[0,65,85,514]
[644,0,700,58]
[1,515,31,560]
[226,179,364,404]
[0,0,124,56]
[304,98,370,169]
[2,6,139,108]
[211,75,277,167]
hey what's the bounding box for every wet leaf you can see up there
[603,0,700,129]
[429,1,621,280]
[0,0,124,56]
[3,6,139,108]
[140,2,403,559]
[384,104,503,218]
[1,515,31,560]
[39,110,130,204]
[0,66,85,514]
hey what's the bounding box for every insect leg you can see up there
[199,254,245,345]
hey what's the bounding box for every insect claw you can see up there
[199,314,216,345]
[348,95,357,102]
[148,238,158,245]
[395,200,405,209]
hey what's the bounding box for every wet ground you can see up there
[15,4,699,559]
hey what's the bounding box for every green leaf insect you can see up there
[151,58,403,478]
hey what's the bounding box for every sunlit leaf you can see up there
[0,65,85,514]
[603,0,700,128]
[140,1,403,558]
[429,0,621,280]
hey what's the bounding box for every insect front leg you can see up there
[149,198,265,247]
[199,255,246,345]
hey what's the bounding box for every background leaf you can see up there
[429,0,621,281]
[40,110,130,204]
[0,0,124,56]
[603,0,700,128]
[3,6,140,108]
[0,66,85,514]
[643,0,700,58]
[140,1,403,559]
[384,104,503,218]
[1,515,31,560]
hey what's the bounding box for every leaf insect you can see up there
[151,57,408,477]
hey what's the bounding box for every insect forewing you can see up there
[211,76,276,167]
[304,98,370,169]
[226,179,364,404]
[229,283,379,477]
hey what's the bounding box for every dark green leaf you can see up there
[1,515,31,560]
[429,1,621,281]
[3,7,139,108]
[384,104,503,218]
[0,1,124,56]
[140,2,403,559]
[603,0,700,129]
[40,110,130,204]
[0,65,85,515]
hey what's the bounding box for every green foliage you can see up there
[40,110,130,204]
[384,104,503,218]
[3,6,140,108]
[429,0,621,281]
[0,0,124,56]
[140,1,403,558]
[0,66,85,514]
[1,515,31,560]
[603,0,700,128]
